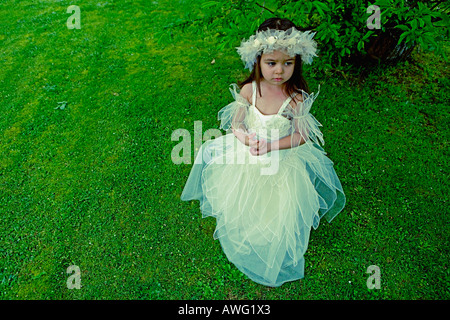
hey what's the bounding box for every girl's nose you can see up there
[275,65,283,74]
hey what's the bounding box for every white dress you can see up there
[181,81,345,287]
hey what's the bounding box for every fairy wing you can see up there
[217,84,250,133]
[282,86,324,146]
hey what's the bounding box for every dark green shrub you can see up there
[159,0,449,71]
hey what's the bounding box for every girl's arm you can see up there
[270,131,307,151]
[250,132,306,156]
[232,128,249,145]
[233,129,259,149]
[231,84,258,147]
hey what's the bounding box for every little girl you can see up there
[181,18,346,287]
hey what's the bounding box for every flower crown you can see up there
[236,27,318,71]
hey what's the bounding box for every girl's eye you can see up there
[266,61,293,67]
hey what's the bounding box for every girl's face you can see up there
[260,50,295,86]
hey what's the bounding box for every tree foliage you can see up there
[159,0,449,71]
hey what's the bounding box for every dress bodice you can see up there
[219,82,323,146]
[245,81,294,141]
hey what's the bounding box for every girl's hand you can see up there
[250,138,270,156]
[247,132,258,148]
[232,129,256,147]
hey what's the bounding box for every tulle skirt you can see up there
[181,133,345,287]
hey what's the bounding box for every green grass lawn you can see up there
[0,0,448,300]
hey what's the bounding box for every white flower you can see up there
[266,36,276,45]
[253,39,261,47]
[287,38,297,45]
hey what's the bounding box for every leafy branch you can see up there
[157,0,449,71]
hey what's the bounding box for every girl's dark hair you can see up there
[239,18,310,98]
